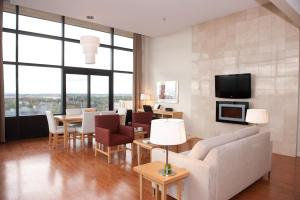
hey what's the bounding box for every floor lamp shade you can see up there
[150,119,187,145]
[246,109,269,124]
[80,36,100,64]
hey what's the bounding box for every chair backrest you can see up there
[100,110,116,115]
[81,111,98,133]
[143,105,153,113]
[66,108,82,116]
[125,109,132,125]
[95,115,120,133]
[132,112,153,124]
[82,107,97,113]
[117,108,127,115]
[45,111,56,133]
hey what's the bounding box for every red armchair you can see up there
[132,112,153,138]
[94,115,134,163]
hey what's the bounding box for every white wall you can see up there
[142,5,300,157]
[142,28,195,132]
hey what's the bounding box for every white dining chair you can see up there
[66,108,82,116]
[74,111,98,145]
[45,111,75,148]
[99,110,116,115]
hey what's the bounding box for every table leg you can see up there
[63,121,68,148]
[177,180,183,200]
[155,184,159,200]
[139,175,143,200]
[137,144,141,165]
[161,185,167,200]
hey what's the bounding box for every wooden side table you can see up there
[133,161,189,200]
[133,139,161,165]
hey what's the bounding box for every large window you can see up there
[2,7,134,117]
[114,73,133,109]
[4,65,16,117]
[19,66,62,115]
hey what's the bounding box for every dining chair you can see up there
[74,111,98,145]
[45,111,75,148]
[66,108,82,116]
[66,108,82,129]
[99,110,116,115]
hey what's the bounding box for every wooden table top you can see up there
[133,161,189,185]
[133,138,161,150]
[54,115,82,122]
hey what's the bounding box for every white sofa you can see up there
[152,126,272,200]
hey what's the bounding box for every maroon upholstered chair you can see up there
[94,115,134,163]
[132,112,153,138]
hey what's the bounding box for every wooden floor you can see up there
[0,138,299,200]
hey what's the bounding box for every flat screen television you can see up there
[215,73,251,99]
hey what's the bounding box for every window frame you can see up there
[2,6,134,117]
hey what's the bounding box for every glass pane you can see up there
[114,73,133,109]
[19,66,62,115]
[114,35,133,49]
[114,50,133,72]
[3,12,16,29]
[65,24,111,45]
[19,15,61,36]
[65,41,111,69]
[91,75,109,111]
[4,65,16,117]
[3,32,16,62]
[66,74,88,109]
[19,35,61,65]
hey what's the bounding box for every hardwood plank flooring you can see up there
[0,138,299,200]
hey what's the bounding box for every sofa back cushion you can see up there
[188,133,238,160]
[234,125,259,139]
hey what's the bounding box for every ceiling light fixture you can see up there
[80,36,100,64]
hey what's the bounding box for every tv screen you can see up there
[215,73,251,99]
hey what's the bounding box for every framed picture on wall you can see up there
[156,81,178,103]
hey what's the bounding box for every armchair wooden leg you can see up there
[108,146,111,164]
[54,134,58,148]
[95,143,97,157]
[48,132,51,145]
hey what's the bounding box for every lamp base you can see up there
[158,169,176,176]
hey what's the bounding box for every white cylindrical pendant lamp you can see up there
[80,36,100,64]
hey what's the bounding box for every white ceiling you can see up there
[10,0,261,37]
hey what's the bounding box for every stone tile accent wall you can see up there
[191,4,299,156]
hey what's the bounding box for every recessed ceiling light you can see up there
[162,17,166,21]
[86,16,94,20]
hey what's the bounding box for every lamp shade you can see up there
[150,119,187,145]
[80,36,100,64]
[246,109,269,124]
[140,93,150,100]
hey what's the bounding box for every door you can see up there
[64,71,112,112]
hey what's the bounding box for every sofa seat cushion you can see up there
[188,133,238,160]
[234,126,259,139]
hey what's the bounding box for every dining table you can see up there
[54,115,82,148]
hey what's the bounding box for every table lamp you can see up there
[246,109,269,125]
[140,93,150,106]
[150,119,187,176]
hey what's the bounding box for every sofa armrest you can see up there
[119,125,134,138]
[152,148,214,200]
[95,127,111,145]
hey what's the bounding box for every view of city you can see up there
[5,94,132,116]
